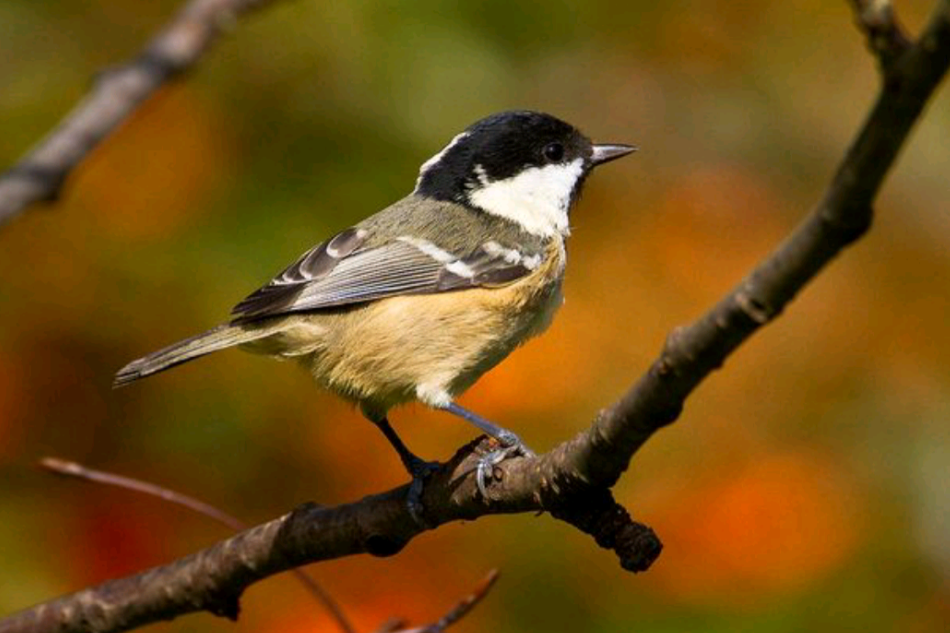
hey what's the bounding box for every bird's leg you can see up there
[437,402,535,496]
[368,415,439,525]
[372,415,438,476]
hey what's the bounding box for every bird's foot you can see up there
[475,430,536,498]
[406,456,441,526]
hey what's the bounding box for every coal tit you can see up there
[115,110,635,516]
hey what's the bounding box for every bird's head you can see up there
[414,110,635,237]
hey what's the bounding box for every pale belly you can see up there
[311,275,563,413]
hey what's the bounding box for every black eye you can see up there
[542,142,565,163]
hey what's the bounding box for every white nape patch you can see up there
[414,132,470,192]
[468,158,584,237]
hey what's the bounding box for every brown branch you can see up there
[2,3,949,633]
[38,458,356,633]
[37,458,496,633]
[0,0,286,228]
[0,440,657,633]
[553,0,950,491]
[850,0,913,71]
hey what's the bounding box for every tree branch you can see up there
[565,0,950,490]
[1,439,657,633]
[38,457,356,633]
[850,0,913,71]
[0,0,286,228]
[2,2,949,633]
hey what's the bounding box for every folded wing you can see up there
[230,228,538,322]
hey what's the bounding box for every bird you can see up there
[114,110,635,518]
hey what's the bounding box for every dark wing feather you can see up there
[231,228,539,323]
[231,227,367,319]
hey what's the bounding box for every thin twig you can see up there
[39,457,245,530]
[376,570,500,633]
[0,0,287,228]
[38,457,356,633]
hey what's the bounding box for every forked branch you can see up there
[851,0,913,70]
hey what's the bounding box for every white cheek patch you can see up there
[414,132,470,192]
[468,158,584,237]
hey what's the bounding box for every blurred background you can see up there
[2,0,950,631]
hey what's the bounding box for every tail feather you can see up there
[114,324,271,388]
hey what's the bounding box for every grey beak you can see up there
[591,143,637,166]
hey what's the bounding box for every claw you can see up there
[476,458,492,497]
[474,437,535,497]
[433,402,535,496]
